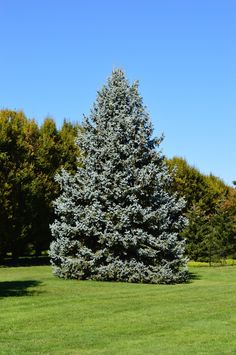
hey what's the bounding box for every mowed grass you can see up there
[0,266,236,355]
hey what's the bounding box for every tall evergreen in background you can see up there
[50,69,188,284]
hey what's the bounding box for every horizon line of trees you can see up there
[0,109,79,260]
[0,108,236,263]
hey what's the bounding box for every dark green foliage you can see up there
[30,118,80,255]
[167,157,228,213]
[0,110,79,260]
[0,110,39,259]
[168,157,236,262]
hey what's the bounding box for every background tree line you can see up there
[167,157,236,263]
[0,109,235,263]
[0,110,79,260]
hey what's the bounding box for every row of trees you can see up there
[0,101,236,265]
[0,110,78,260]
[168,157,236,262]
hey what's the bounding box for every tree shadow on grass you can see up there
[0,256,50,267]
[0,280,42,298]
[186,271,201,283]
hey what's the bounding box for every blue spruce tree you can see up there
[50,69,188,283]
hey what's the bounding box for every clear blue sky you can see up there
[1,0,235,185]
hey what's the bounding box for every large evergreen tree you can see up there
[50,69,188,283]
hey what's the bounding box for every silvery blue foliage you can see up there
[49,69,188,283]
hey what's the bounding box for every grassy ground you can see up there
[0,266,236,354]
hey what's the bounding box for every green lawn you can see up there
[0,265,236,354]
